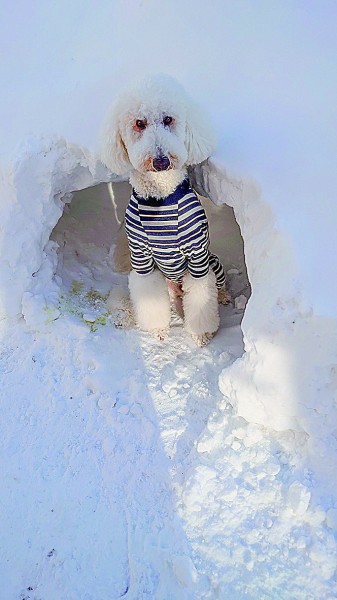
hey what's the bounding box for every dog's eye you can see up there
[135,119,147,131]
[163,116,173,127]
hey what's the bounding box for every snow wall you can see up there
[1,1,337,492]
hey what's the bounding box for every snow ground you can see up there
[1,182,336,599]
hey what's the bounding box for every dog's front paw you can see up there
[191,332,215,347]
[218,286,232,305]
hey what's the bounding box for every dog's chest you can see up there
[125,193,182,249]
[125,180,208,252]
[138,197,179,240]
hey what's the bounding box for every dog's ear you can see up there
[99,115,132,175]
[185,102,217,166]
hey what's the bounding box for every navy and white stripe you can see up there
[125,178,225,288]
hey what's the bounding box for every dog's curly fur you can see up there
[100,74,222,346]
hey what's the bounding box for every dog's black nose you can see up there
[153,156,170,171]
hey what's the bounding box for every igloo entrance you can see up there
[49,177,250,335]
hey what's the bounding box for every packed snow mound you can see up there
[1,135,337,495]
[191,161,337,492]
[0,137,112,322]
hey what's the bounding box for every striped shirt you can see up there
[125,178,225,287]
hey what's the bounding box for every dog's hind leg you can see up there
[182,270,220,346]
[128,269,171,339]
[167,280,184,318]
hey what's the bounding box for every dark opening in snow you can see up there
[50,181,250,329]
[51,181,131,295]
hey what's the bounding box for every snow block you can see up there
[0,136,113,322]
[192,160,337,491]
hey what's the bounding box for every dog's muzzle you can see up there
[152,156,171,171]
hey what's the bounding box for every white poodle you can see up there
[100,74,229,346]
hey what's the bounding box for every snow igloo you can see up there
[1,135,337,493]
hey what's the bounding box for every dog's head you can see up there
[100,74,216,176]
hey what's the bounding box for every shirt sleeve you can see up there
[186,242,210,278]
[129,240,155,276]
[179,195,210,279]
